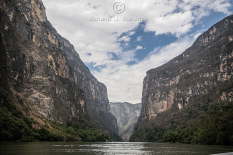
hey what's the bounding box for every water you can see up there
[0,142,233,155]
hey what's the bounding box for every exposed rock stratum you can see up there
[0,0,118,140]
[131,15,233,145]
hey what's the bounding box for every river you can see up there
[0,142,233,155]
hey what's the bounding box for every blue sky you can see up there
[116,11,231,66]
[118,22,178,63]
[43,0,233,103]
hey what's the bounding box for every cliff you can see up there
[110,102,141,141]
[0,0,118,141]
[131,15,233,145]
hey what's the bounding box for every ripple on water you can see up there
[1,142,233,155]
[48,142,233,155]
[51,142,154,154]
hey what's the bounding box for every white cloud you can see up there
[42,0,232,103]
[93,36,195,103]
[119,35,131,42]
[136,45,144,50]
[146,11,194,36]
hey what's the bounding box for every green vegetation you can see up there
[131,102,233,145]
[65,127,110,142]
[0,95,111,142]
[0,98,35,141]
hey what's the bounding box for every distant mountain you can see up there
[110,102,141,141]
[131,15,233,145]
[0,0,118,141]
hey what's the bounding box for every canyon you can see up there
[110,102,141,141]
[0,0,118,141]
[131,15,233,145]
[1,0,233,145]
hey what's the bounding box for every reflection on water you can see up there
[73,142,152,155]
[0,142,233,155]
[51,142,153,155]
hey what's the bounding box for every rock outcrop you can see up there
[131,15,233,144]
[0,0,118,139]
[110,102,141,141]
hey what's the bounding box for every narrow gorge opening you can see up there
[110,102,141,141]
[1,0,233,155]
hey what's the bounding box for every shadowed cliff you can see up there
[0,0,118,141]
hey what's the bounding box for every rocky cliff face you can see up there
[0,0,118,139]
[131,15,233,144]
[110,102,141,141]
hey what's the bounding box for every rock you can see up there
[0,0,118,138]
[110,102,141,141]
[132,15,233,142]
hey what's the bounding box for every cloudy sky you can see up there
[43,0,233,104]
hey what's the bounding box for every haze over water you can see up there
[1,142,233,155]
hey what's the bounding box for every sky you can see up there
[43,0,233,104]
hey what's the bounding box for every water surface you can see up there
[0,142,233,155]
